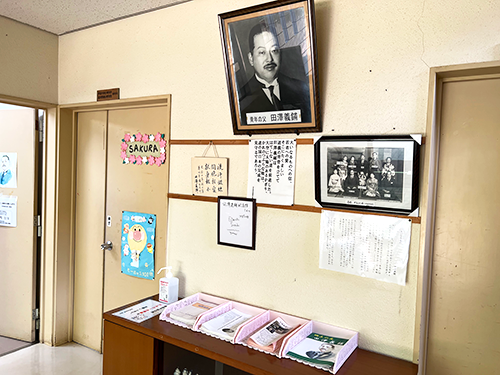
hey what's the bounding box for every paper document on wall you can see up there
[247,139,296,206]
[0,195,17,227]
[319,211,411,285]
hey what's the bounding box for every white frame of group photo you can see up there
[314,135,421,216]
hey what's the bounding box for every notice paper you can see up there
[319,211,411,285]
[112,299,167,323]
[0,195,17,227]
[247,139,296,206]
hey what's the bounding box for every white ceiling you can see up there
[0,0,190,35]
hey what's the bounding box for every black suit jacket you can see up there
[239,74,311,125]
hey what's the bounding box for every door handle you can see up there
[101,241,113,251]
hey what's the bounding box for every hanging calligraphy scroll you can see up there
[191,142,228,197]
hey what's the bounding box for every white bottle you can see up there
[157,266,179,304]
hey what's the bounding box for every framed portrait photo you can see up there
[314,135,421,216]
[218,0,320,135]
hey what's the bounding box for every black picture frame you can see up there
[217,196,257,250]
[314,135,421,215]
[218,0,321,135]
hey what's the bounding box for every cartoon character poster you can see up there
[121,211,156,280]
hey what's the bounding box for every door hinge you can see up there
[37,120,44,143]
[34,215,42,237]
[33,308,40,330]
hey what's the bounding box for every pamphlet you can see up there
[286,333,349,369]
[112,299,167,323]
[169,300,219,326]
[248,317,295,351]
[200,308,252,340]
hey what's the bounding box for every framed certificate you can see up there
[217,196,257,250]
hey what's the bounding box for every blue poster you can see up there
[121,211,156,280]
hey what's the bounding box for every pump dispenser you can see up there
[157,266,179,304]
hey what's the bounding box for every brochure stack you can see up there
[159,292,358,373]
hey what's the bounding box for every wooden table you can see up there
[103,296,418,375]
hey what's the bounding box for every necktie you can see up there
[267,86,283,111]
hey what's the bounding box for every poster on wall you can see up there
[319,210,411,285]
[0,195,17,227]
[121,211,156,280]
[0,153,17,188]
[247,139,296,205]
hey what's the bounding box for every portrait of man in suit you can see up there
[0,155,13,186]
[220,1,319,134]
[0,153,17,188]
[238,21,311,125]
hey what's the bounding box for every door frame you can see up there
[417,61,500,374]
[0,94,57,345]
[55,95,171,346]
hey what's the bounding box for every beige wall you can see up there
[0,16,59,345]
[57,0,500,360]
[0,16,58,104]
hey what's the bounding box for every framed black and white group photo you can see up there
[218,0,320,135]
[314,135,420,215]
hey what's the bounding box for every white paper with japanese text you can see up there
[319,211,411,285]
[247,139,296,206]
[0,195,17,227]
[112,299,167,323]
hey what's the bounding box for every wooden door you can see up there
[73,110,108,351]
[73,104,170,352]
[426,77,500,374]
[103,107,169,312]
[0,105,38,342]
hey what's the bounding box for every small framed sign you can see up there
[217,196,257,250]
[97,88,120,101]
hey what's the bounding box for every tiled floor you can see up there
[0,342,102,375]
[0,336,31,357]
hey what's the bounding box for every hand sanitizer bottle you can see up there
[157,266,179,304]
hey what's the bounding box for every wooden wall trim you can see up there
[170,138,423,146]
[170,138,315,145]
[168,193,421,223]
